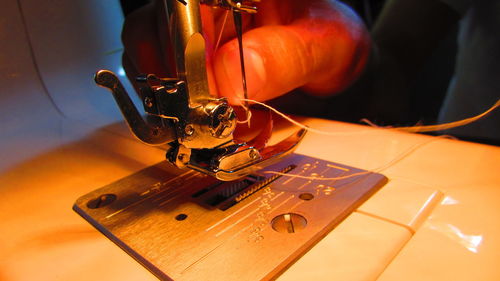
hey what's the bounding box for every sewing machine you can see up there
[1,1,500,281]
[74,1,388,279]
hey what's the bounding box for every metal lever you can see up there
[95,70,175,145]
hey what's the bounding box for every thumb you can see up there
[213,13,370,104]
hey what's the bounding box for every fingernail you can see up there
[223,47,266,103]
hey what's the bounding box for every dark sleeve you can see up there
[439,0,472,15]
[344,0,462,124]
[120,0,151,16]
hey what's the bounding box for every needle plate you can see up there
[74,154,387,281]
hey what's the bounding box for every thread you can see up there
[394,99,499,133]
[360,118,383,128]
[236,102,252,126]
[237,97,498,181]
[213,10,252,126]
[213,10,230,54]
[263,135,452,181]
[242,98,500,135]
[243,96,496,181]
[264,170,371,181]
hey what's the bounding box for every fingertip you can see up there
[214,41,268,104]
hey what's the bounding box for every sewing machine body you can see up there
[1,1,500,281]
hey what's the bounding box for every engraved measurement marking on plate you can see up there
[270,191,284,201]
[247,187,274,242]
[158,180,206,207]
[248,194,303,242]
[297,181,312,190]
[206,172,290,234]
[215,193,295,237]
[326,163,350,172]
[215,207,262,237]
[139,170,195,196]
[155,173,202,203]
[205,196,262,232]
[282,163,314,185]
[243,161,340,241]
[246,165,340,241]
[269,195,295,214]
[181,223,253,274]
[74,154,388,281]
[105,171,195,219]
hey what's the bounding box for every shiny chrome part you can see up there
[96,67,305,180]
[165,0,211,104]
[94,0,305,180]
[180,128,306,181]
[73,154,388,281]
[202,0,259,13]
[94,70,174,145]
[179,99,235,149]
[175,145,192,167]
[214,128,307,181]
[206,102,236,139]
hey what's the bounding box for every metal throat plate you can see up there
[74,154,387,281]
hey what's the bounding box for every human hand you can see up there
[122,0,371,105]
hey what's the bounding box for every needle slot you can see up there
[193,165,296,210]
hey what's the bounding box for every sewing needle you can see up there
[233,10,249,108]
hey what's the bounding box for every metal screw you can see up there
[177,153,189,164]
[144,97,153,108]
[211,105,235,138]
[184,124,195,136]
[271,213,307,234]
[249,149,259,160]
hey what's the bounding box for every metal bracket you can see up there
[74,154,387,281]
